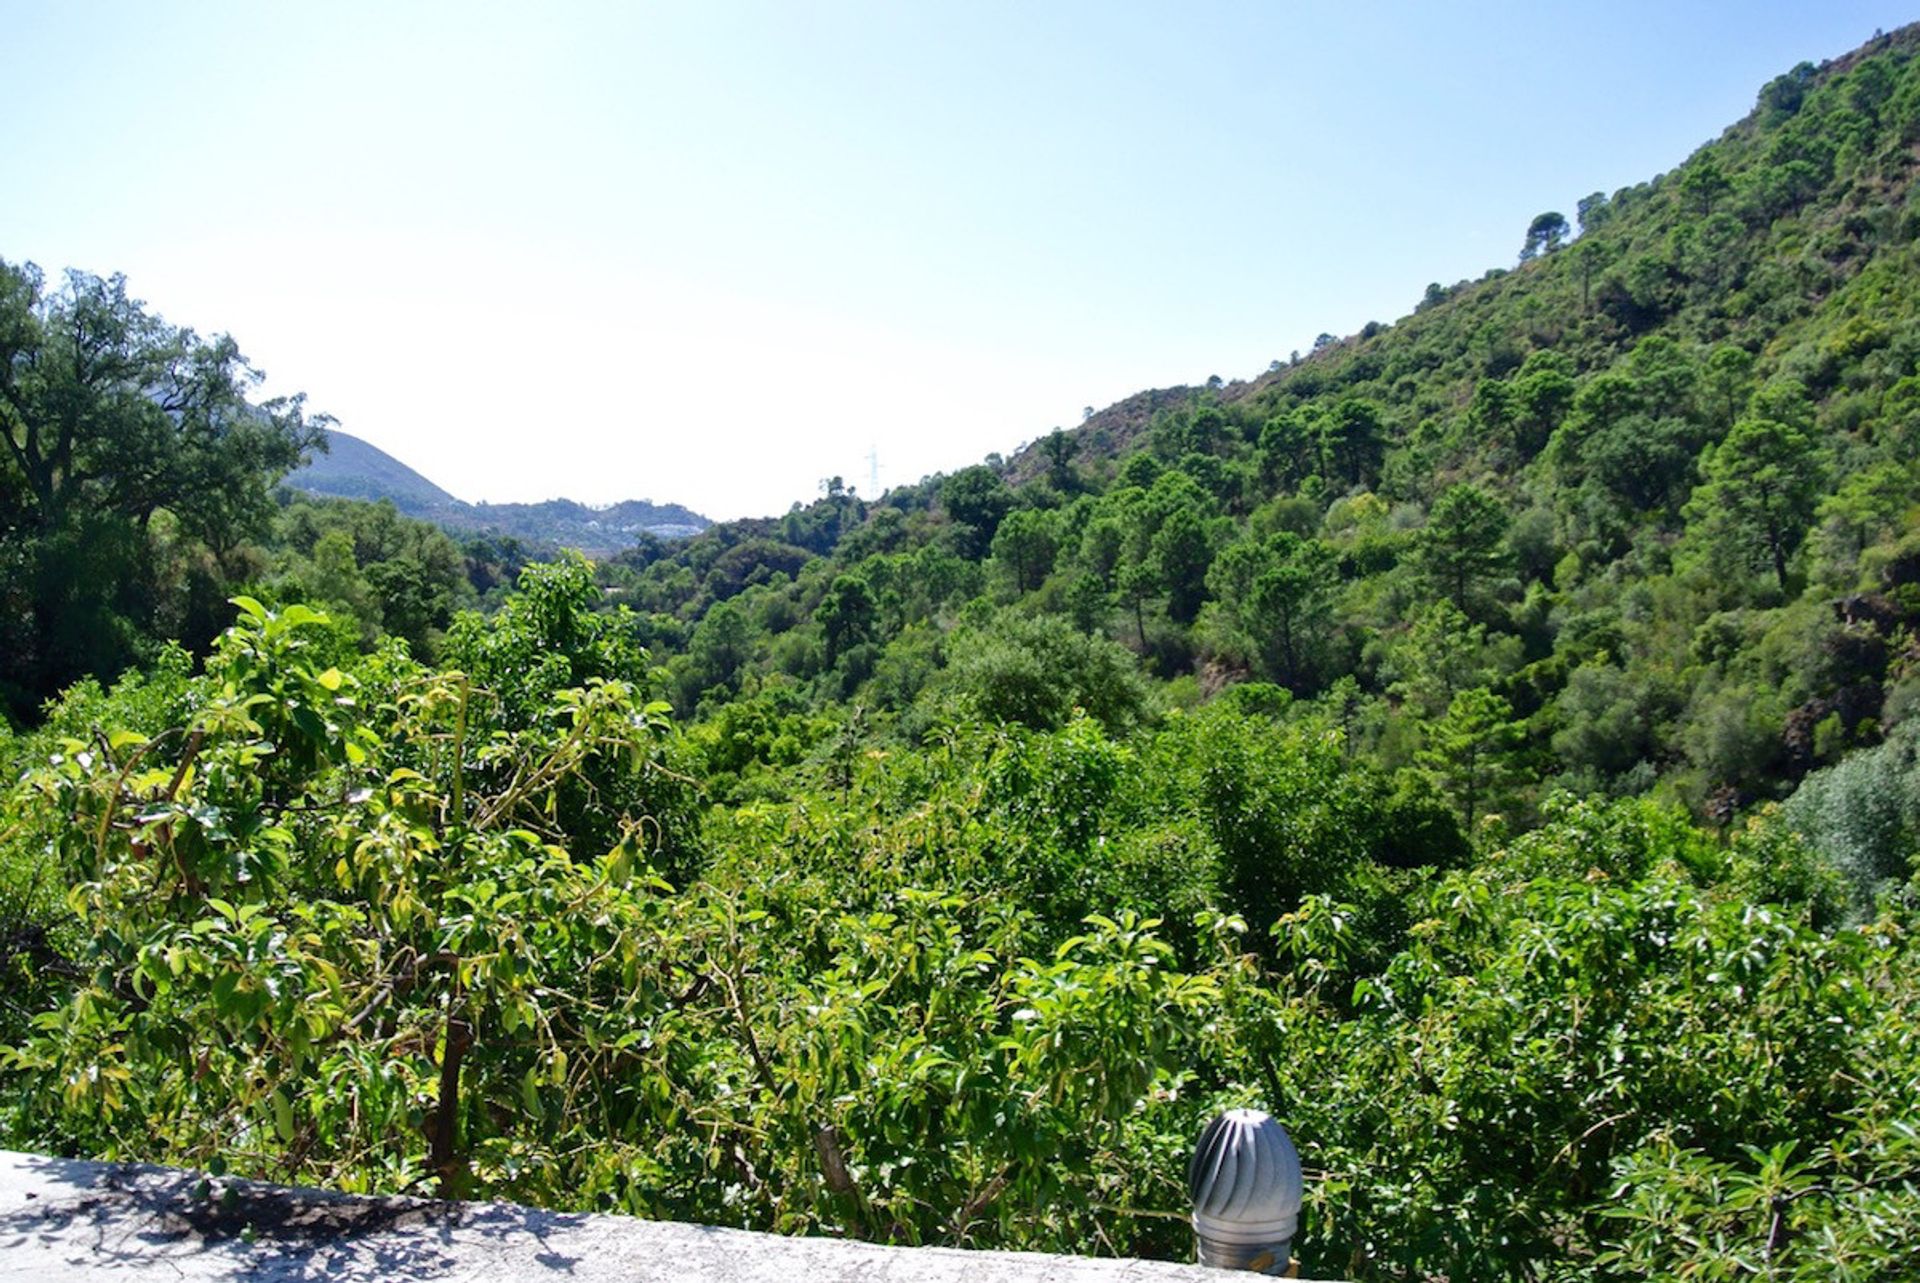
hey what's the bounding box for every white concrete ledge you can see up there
[0,1149,1335,1281]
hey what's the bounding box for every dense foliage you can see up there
[0,262,528,723]
[0,262,325,718]
[3,582,1915,1279]
[7,29,1920,1283]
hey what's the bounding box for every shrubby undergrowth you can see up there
[2,578,1915,1280]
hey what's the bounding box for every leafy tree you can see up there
[1550,660,1662,785]
[1075,512,1127,586]
[1509,352,1575,458]
[0,261,325,715]
[304,527,379,637]
[1209,533,1338,691]
[1701,344,1755,430]
[1419,686,1525,831]
[1680,681,1787,799]
[1565,237,1614,311]
[441,555,701,877]
[940,466,1014,558]
[1748,157,1826,219]
[1583,413,1701,515]
[1143,705,1451,938]
[1257,411,1317,491]
[1575,189,1610,233]
[1758,60,1817,125]
[363,554,454,655]
[1321,398,1387,486]
[1684,416,1823,592]
[700,538,814,602]
[781,486,866,555]
[1416,484,1510,613]
[1468,377,1517,446]
[687,598,754,698]
[1153,404,1229,460]
[1150,506,1213,624]
[1748,378,1813,432]
[1808,459,1916,584]
[1174,450,1235,506]
[1383,600,1516,719]
[1272,798,1899,1282]
[815,573,877,666]
[0,262,323,538]
[3,597,691,1197]
[991,507,1060,593]
[1519,211,1569,261]
[270,497,469,654]
[1039,428,1079,492]
[933,612,1151,733]
[1679,155,1732,215]
[1783,724,1920,912]
[1064,571,1109,634]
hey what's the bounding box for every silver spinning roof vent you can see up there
[1188,1107,1303,1273]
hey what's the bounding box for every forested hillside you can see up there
[607,24,1920,829]
[5,28,1920,1283]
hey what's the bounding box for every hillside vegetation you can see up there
[610,25,1920,831]
[5,28,1920,1283]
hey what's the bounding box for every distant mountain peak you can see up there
[286,429,461,510]
[283,429,710,553]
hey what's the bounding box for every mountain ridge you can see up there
[1003,21,1920,488]
[285,428,711,553]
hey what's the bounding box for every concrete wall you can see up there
[0,1150,1337,1281]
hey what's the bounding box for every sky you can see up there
[3,2,1916,521]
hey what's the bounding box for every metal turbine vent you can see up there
[1188,1107,1303,1273]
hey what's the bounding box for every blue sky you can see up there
[3,2,1914,519]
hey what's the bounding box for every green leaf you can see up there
[278,603,328,629]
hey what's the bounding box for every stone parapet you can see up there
[0,1149,1339,1281]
